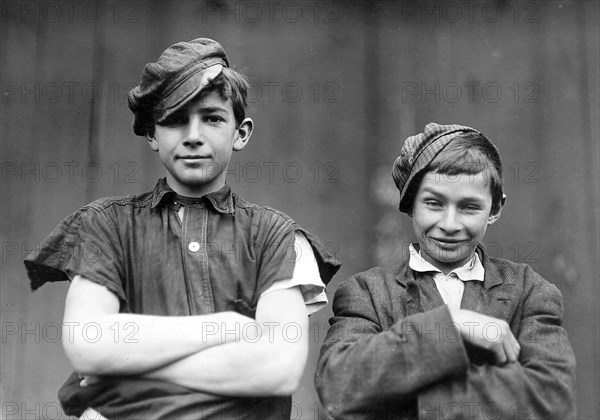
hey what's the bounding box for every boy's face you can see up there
[411,171,501,273]
[148,91,252,197]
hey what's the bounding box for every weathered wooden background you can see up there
[1,0,598,418]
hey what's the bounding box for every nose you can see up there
[183,115,204,147]
[439,207,461,233]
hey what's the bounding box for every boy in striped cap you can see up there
[316,122,576,419]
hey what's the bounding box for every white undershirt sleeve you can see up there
[260,232,328,315]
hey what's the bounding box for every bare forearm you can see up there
[144,331,307,397]
[145,288,309,397]
[63,311,253,375]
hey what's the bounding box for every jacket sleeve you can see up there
[419,272,576,420]
[315,274,470,419]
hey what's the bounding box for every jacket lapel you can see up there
[397,244,518,320]
[417,275,446,312]
[460,245,518,321]
[396,261,445,315]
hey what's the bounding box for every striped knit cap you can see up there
[392,122,480,213]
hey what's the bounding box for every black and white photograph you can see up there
[1,1,598,419]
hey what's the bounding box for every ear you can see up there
[146,131,159,152]
[233,118,253,151]
[487,194,506,225]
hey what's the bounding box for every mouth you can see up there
[430,238,467,248]
[177,155,211,162]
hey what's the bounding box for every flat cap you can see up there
[128,38,229,136]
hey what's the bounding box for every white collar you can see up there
[408,244,485,281]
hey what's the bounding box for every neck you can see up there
[166,175,225,198]
[417,246,475,276]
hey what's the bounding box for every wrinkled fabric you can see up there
[316,244,576,420]
[128,38,230,136]
[25,178,341,419]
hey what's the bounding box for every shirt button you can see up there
[188,241,200,252]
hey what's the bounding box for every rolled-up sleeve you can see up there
[261,232,329,314]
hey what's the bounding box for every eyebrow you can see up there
[421,187,444,197]
[421,187,486,203]
[196,106,229,113]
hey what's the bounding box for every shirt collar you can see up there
[408,243,484,281]
[150,178,235,214]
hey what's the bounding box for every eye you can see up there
[158,112,187,127]
[424,199,443,208]
[461,204,481,213]
[205,115,224,124]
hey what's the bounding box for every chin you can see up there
[431,248,470,265]
[178,174,212,185]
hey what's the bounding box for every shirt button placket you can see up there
[182,206,215,314]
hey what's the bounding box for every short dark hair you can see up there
[405,132,504,215]
[199,67,249,126]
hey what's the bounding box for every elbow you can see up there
[63,345,101,375]
[62,334,112,375]
[63,347,101,375]
[261,348,306,396]
[271,370,302,396]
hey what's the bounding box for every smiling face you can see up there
[411,171,501,274]
[148,91,253,197]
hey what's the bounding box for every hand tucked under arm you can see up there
[448,308,521,365]
[143,286,309,397]
[63,275,254,376]
[423,279,576,420]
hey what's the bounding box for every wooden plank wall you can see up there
[1,1,598,418]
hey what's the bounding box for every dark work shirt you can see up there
[24,178,340,419]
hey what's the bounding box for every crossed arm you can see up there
[316,277,576,419]
[62,275,308,396]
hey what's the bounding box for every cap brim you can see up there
[155,63,223,123]
[398,134,455,213]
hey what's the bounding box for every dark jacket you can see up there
[315,245,576,420]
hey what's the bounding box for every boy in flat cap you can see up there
[315,123,575,419]
[24,38,340,419]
